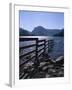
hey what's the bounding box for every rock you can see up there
[46,74,50,78]
[47,65,54,68]
[23,73,29,79]
[42,66,48,71]
[58,71,63,75]
[33,72,45,78]
[55,56,64,65]
[30,67,35,72]
[56,56,64,62]
[24,62,34,67]
[48,68,56,73]
[40,62,47,67]
[51,74,58,77]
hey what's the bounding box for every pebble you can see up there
[46,74,50,78]
[42,66,48,71]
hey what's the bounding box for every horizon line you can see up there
[19,27,64,32]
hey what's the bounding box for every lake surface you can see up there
[48,37,64,60]
[19,36,64,60]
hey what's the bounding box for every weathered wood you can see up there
[19,37,55,79]
[20,44,36,50]
[20,50,36,58]
[38,47,44,53]
[19,37,38,42]
[44,40,46,54]
[34,38,39,67]
[38,39,45,42]
[38,43,44,47]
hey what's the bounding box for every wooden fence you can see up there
[19,37,54,79]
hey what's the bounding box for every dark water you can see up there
[48,37,64,60]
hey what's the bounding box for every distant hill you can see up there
[19,26,64,36]
[32,26,61,36]
[19,28,31,36]
[32,26,48,36]
[54,29,64,36]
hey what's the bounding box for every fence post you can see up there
[48,40,49,53]
[48,40,51,52]
[44,40,46,55]
[34,38,39,68]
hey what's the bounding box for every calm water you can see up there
[48,37,64,60]
[19,36,64,60]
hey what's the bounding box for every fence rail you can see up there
[19,37,54,79]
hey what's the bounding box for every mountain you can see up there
[54,29,64,36]
[19,28,31,36]
[32,26,61,36]
[32,26,48,36]
[19,26,64,36]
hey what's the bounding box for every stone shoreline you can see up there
[19,55,64,79]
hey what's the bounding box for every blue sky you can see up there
[19,10,64,32]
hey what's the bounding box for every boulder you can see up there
[55,56,64,66]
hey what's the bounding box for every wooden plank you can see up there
[19,73,25,79]
[38,52,43,57]
[44,40,46,54]
[38,47,44,52]
[20,50,36,58]
[38,43,44,47]
[38,39,45,42]
[20,56,35,67]
[19,37,38,42]
[20,44,36,50]
[46,46,48,49]
[20,59,31,67]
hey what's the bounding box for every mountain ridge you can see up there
[19,26,64,36]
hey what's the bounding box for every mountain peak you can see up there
[32,26,62,36]
[32,26,48,36]
[34,26,45,30]
[35,26,45,28]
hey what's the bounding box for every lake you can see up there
[48,37,64,60]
